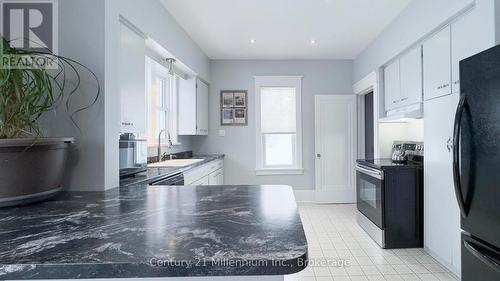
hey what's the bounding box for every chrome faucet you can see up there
[157,129,173,162]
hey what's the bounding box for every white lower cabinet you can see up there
[424,93,461,276]
[183,159,224,186]
[191,176,209,186]
[208,169,224,185]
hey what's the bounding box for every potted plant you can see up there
[0,37,100,207]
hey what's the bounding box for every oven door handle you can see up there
[356,165,384,180]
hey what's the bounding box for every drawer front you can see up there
[191,176,209,186]
[207,159,223,174]
[208,168,224,185]
[184,159,224,184]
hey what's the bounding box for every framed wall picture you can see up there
[233,92,247,107]
[221,109,234,124]
[222,92,234,107]
[220,90,248,126]
[234,108,247,124]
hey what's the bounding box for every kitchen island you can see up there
[0,184,308,280]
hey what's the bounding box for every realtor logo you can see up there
[1,0,58,69]
[1,0,57,52]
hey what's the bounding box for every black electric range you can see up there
[356,156,423,170]
[356,143,424,249]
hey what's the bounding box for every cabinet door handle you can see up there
[454,80,460,85]
[446,137,453,152]
[453,94,468,217]
[401,97,408,101]
[443,84,450,88]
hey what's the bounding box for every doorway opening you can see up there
[353,72,380,160]
[364,91,375,159]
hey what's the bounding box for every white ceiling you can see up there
[160,0,412,60]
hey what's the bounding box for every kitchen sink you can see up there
[148,158,204,168]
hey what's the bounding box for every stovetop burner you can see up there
[356,155,423,170]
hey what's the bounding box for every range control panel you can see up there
[393,141,424,157]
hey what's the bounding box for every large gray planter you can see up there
[0,137,74,207]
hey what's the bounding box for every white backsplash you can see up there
[378,118,424,158]
[146,135,195,159]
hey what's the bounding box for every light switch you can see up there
[218,129,226,137]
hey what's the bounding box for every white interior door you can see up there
[315,95,356,203]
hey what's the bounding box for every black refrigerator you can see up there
[455,44,500,280]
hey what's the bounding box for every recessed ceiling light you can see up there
[310,39,317,45]
[250,39,256,44]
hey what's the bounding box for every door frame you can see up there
[314,95,357,204]
[353,71,381,159]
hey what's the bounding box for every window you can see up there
[145,57,178,146]
[255,76,303,175]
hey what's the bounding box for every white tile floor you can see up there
[286,204,459,281]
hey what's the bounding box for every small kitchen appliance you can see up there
[119,134,147,179]
[391,141,424,163]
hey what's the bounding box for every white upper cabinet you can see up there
[196,79,209,135]
[451,9,495,94]
[119,21,146,134]
[383,59,401,111]
[400,46,423,107]
[178,76,197,135]
[423,26,452,101]
[383,45,423,113]
[178,77,209,135]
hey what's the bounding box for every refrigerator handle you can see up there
[463,238,500,274]
[453,94,468,217]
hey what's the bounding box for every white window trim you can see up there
[145,57,181,147]
[254,76,304,175]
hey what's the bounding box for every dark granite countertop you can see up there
[0,184,308,279]
[119,154,225,187]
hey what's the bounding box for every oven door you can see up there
[356,164,384,229]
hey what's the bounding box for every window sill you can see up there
[255,168,304,176]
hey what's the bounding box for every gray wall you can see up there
[353,0,485,82]
[40,0,106,191]
[194,60,353,190]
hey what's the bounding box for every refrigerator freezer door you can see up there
[462,233,500,281]
[457,45,500,249]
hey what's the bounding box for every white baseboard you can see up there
[314,189,356,204]
[293,189,357,204]
[424,246,461,278]
[293,190,315,203]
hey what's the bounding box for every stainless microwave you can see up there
[119,139,147,178]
